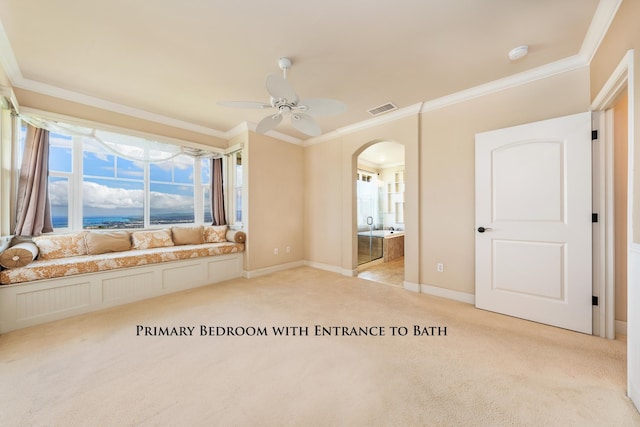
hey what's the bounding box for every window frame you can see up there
[18,115,231,232]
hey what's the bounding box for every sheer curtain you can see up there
[14,125,53,236]
[211,158,227,226]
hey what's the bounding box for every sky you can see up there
[46,132,207,219]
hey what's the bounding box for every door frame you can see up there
[591,49,633,339]
[591,49,638,410]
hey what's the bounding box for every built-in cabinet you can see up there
[385,170,405,226]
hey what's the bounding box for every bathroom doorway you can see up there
[356,141,405,287]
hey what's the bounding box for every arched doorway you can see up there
[355,141,405,287]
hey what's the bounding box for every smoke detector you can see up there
[508,45,529,61]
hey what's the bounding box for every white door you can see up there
[475,112,592,334]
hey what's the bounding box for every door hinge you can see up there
[592,296,599,306]
[592,213,599,223]
[592,130,598,140]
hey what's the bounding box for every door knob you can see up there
[477,227,492,233]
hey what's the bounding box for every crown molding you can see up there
[15,77,229,139]
[225,122,250,140]
[0,1,621,148]
[0,20,21,85]
[420,55,587,113]
[304,103,423,146]
[337,103,423,136]
[242,121,304,145]
[579,0,623,64]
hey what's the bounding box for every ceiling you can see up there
[0,0,612,142]
[359,141,405,168]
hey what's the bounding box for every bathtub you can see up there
[358,230,405,238]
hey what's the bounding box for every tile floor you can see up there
[357,256,404,287]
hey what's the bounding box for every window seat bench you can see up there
[0,227,245,333]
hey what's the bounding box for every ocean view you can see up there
[53,213,197,229]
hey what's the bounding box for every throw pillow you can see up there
[131,229,174,250]
[172,226,204,246]
[0,242,39,268]
[203,225,227,243]
[33,232,88,260]
[85,231,131,255]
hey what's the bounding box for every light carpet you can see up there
[1,266,639,426]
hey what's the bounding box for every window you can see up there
[20,122,223,231]
[201,159,212,224]
[226,150,243,226]
[82,137,144,228]
[149,154,195,225]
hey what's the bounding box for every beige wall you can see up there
[304,139,344,268]
[304,114,420,282]
[304,69,590,292]
[246,131,304,271]
[420,67,590,294]
[13,88,227,148]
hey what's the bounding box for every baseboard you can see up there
[420,283,475,305]
[403,281,420,292]
[303,261,343,274]
[615,320,627,336]
[342,268,358,277]
[244,261,305,278]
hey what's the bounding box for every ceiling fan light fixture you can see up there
[219,57,346,137]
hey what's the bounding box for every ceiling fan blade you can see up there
[291,113,322,137]
[217,101,271,109]
[256,113,283,134]
[299,98,347,116]
[266,74,299,103]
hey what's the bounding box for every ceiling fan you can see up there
[218,57,346,137]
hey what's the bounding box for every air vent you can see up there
[367,102,397,116]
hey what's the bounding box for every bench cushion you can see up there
[0,242,244,285]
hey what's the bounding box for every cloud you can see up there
[150,191,194,209]
[82,181,144,209]
[49,180,193,210]
[48,179,69,207]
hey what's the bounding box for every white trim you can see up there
[0,86,19,113]
[420,283,475,305]
[421,55,587,114]
[403,281,420,293]
[225,122,250,140]
[616,320,628,336]
[17,78,228,139]
[591,50,634,340]
[591,51,633,110]
[0,20,21,84]
[304,260,343,275]
[341,268,358,277]
[244,260,305,278]
[0,3,620,148]
[244,121,303,146]
[304,103,423,146]
[338,103,423,135]
[304,130,341,146]
[579,0,623,64]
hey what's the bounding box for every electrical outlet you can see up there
[437,263,444,273]
[286,246,291,254]
[274,248,279,255]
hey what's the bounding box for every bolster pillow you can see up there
[226,230,246,243]
[0,242,39,269]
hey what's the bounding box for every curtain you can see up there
[14,125,53,236]
[211,158,227,226]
